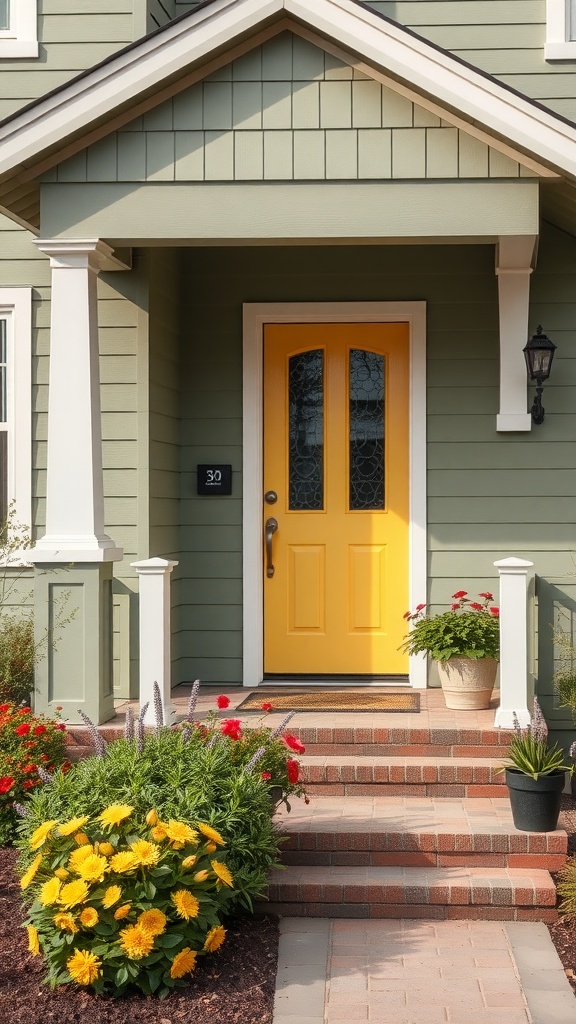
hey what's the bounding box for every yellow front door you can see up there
[263,322,409,676]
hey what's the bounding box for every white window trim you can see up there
[545,0,576,59]
[242,301,427,691]
[0,289,32,555]
[0,0,38,58]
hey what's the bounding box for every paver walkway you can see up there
[273,918,576,1024]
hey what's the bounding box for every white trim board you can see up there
[242,301,427,690]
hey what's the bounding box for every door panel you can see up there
[264,323,409,676]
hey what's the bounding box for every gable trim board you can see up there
[242,300,427,690]
[0,0,574,233]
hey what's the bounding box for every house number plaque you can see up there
[197,464,232,495]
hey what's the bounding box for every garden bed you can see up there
[550,794,576,997]
[0,848,278,1024]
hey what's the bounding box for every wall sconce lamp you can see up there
[523,326,556,425]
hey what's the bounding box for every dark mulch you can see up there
[0,848,278,1024]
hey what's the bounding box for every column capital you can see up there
[34,238,114,271]
[131,558,179,576]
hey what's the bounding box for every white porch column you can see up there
[495,235,537,433]
[32,238,122,561]
[131,558,178,726]
[494,557,534,729]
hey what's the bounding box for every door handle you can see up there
[265,517,278,578]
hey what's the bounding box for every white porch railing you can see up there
[494,557,534,729]
[131,557,178,726]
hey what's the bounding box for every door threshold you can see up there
[262,675,410,687]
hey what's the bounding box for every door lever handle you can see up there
[265,517,278,578]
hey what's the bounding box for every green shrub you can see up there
[0,703,68,843]
[557,856,576,923]
[20,804,235,997]
[0,614,35,706]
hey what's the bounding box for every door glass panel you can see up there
[0,2,8,30]
[289,349,324,510]
[349,349,385,510]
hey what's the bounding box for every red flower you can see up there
[15,723,31,736]
[33,724,47,736]
[283,734,306,754]
[18,707,31,715]
[451,603,460,611]
[0,703,10,713]
[478,592,493,601]
[261,702,273,712]
[220,719,242,741]
[61,760,72,773]
[0,776,14,794]
[469,602,483,611]
[40,754,50,762]
[452,591,467,599]
[24,741,35,748]
[55,723,66,731]
[490,607,500,617]
[286,759,299,784]
[261,771,272,781]
[415,603,427,612]
[216,695,230,709]
[22,764,37,774]
[23,780,34,790]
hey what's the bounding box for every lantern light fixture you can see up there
[523,326,556,425]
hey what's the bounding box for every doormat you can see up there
[236,691,420,713]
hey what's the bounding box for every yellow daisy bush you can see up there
[129,839,160,867]
[29,820,59,851]
[113,903,132,921]
[197,823,225,846]
[164,820,198,848]
[171,888,200,921]
[58,879,89,909]
[137,908,167,936]
[76,853,108,884]
[170,947,197,979]
[79,907,99,928]
[101,885,122,909]
[57,816,89,837]
[38,876,61,907]
[53,913,78,934]
[109,850,138,874]
[66,949,101,986]
[20,853,43,891]
[204,925,226,953]
[98,804,134,830]
[211,859,234,888]
[118,923,155,960]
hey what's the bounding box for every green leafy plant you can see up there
[557,856,576,923]
[498,697,574,780]
[0,703,68,843]
[401,590,499,661]
[20,803,235,998]
[553,624,576,725]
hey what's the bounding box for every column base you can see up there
[31,535,123,563]
[494,707,531,729]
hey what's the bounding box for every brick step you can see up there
[257,864,559,921]
[289,724,510,758]
[278,796,568,871]
[300,755,506,798]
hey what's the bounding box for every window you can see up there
[0,290,31,542]
[0,0,38,58]
[546,0,576,59]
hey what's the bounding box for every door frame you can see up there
[242,301,427,688]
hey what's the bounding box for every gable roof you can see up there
[0,0,575,232]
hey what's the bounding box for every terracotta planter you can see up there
[436,657,497,711]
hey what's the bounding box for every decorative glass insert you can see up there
[349,349,385,510]
[289,349,324,510]
[0,2,9,31]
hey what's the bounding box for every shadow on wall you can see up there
[536,576,576,729]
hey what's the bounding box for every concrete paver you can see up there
[274,918,576,1024]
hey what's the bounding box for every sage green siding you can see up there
[61,33,525,184]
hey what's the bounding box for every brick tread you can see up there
[300,754,506,784]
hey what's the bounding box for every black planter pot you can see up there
[505,768,565,833]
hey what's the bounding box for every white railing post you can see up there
[130,557,178,726]
[494,557,534,729]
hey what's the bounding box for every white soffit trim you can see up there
[0,0,574,181]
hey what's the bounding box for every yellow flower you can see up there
[58,815,89,837]
[211,859,234,888]
[59,879,89,909]
[170,947,197,979]
[150,823,168,841]
[79,907,99,928]
[118,923,155,959]
[129,839,160,867]
[66,949,101,986]
[20,853,42,890]
[26,924,40,956]
[197,822,225,846]
[97,842,115,857]
[146,809,158,826]
[204,925,226,953]
[164,820,198,848]
[102,884,122,909]
[55,868,70,881]
[204,842,217,854]
[137,908,167,936]
[171,888,200,921]
[74,832,90,846]
[53,913,78,934]
[193,869,209,883]
[77,853,108,884]
[29,820,58,851]
[109,851,138,874]
[98,804,134,830]
[38,876,61,906]
[114,903,131,920]
[68,845,95,873]
[182,855,197,870]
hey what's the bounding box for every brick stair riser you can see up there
[280,850,567,870]
[304,782,505,797]
[301,743,506,757]
[255,901,558,923]
[281,831,567,860]
[292,726,510,750]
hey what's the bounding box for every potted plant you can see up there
[498,698,574,832]
[401,590,499,710]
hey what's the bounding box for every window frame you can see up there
[0,0,38,59]
[546,0,576,59]
[0,289,32,551]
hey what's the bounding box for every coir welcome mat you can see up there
[236,690,420,713]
